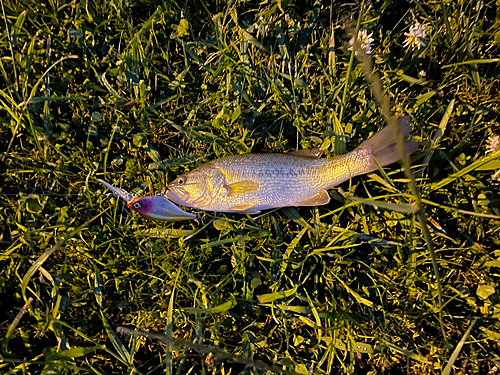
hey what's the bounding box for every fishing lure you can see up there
[98,179,197,221]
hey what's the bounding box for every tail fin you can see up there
[355,116,418,175]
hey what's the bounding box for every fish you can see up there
[166,117,418,214]
[98,179,197,221]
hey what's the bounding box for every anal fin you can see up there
[295,190,330,206]
[224,181,259,196]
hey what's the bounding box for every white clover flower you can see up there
[404,21,427,50]
[492,169,500,182]
[486,135,500,154]
[348,29,374,55]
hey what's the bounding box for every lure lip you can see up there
[98,179,134,202]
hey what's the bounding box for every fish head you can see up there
[128,196,196,220]
[166,168,223,209]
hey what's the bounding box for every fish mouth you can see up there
[166,185,187,205]
[166,182,210,208]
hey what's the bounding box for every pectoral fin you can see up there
[229,203,261,214]
[296,190,331,206]
[289,147,323,158]
[224,181,259,196]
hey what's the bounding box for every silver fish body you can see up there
[166,117,417,214]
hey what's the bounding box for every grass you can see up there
[1,0,500,373]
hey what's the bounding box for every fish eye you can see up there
[177,177,184,185]
[133,202,141,209]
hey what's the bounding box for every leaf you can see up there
[213,219,234,231]
[46,345,104,360]
[414,90,436,107]
[26,196,43,214]
[128,5,166,44]
[347,196,418,214]
[431,150,500,190]
[231,106,241,125]
[241,29,268,52]
[242,331,266,349]
[125,70,140,83]
[205,298,236,314]
[136,228,196,239]
[133,134,148,148]
[257,286,297,303]
[91,111,103,122]
[277,0,293,12]
[322,337,374,354]
[477,284,495,300]
[476,160,500,170]
[177,19,190,37]
[170,123,217,144]
[88,124,98,136]
[480,327,500,341]
[146,146,161,162]
[27,96,81,104]
[294,78,307,89]
[280,207,314,231]
[281,226,307,275]
[442,58,500,68]
[331,272,373,307]
[484,260,500,268]
[275,24,289,59]
[11,10,27,47]
[68,28,83,38]
[165,273,177,375]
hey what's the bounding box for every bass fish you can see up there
[166,117,417,214]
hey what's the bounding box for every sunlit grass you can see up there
[1,0,500,374]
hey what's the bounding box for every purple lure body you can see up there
[128,196,197,221]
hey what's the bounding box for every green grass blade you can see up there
[11,9,26,48]
[94,269,134,366]
[442,319,477,375]
[431,150,500,191]
[20,211,106,301]
[442,58,500,68]
[347,196,417,213]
